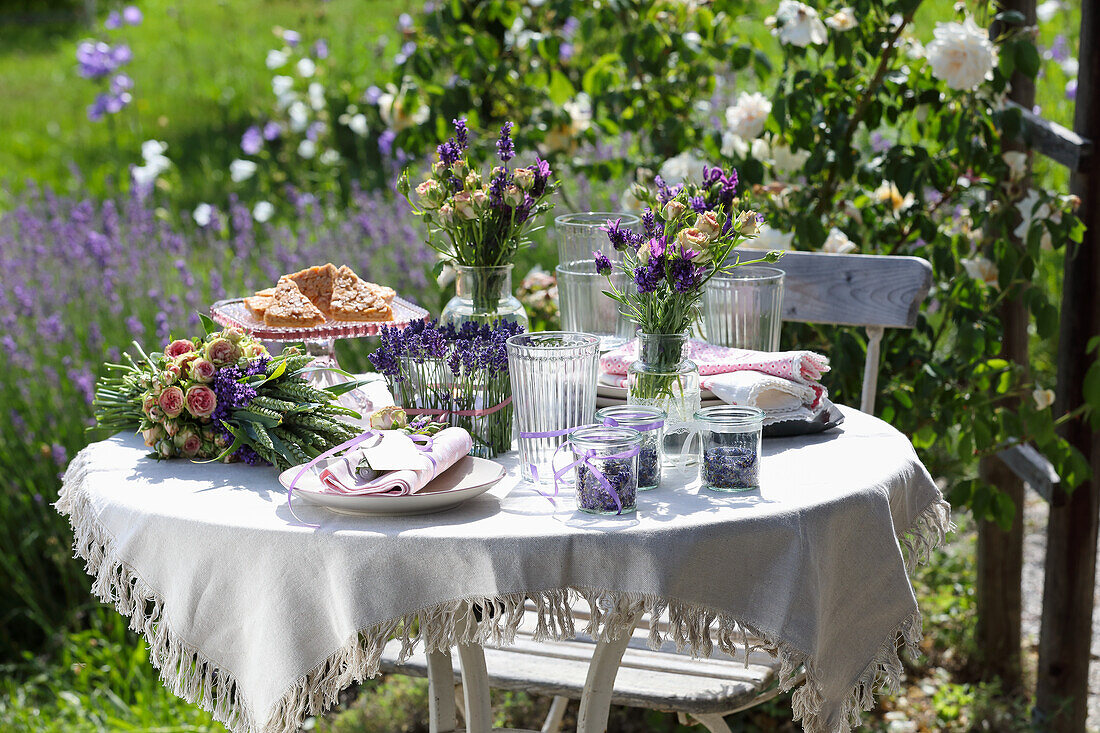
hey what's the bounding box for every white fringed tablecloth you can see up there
[57,406,949,733]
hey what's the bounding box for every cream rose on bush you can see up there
[725,92,772,140]
[770,1,827,47]
[825,8,857,31]
[185,385,218,419]
[961,256,999,288]
[925,18,996,91]
[823,227,857,254]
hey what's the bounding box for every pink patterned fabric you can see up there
[600,338,830,407]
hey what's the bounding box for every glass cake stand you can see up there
[210,295,430,413]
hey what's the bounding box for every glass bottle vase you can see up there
[440,264,529,330]
[626,332,701,467]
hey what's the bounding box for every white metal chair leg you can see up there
[426,649,458,733]
[456,642,493,733]
[540,695,569,733]
[575,611,641,733]
[690,713,733,733]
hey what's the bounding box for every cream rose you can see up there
[453,192,476,220]
[925,18,996,91]
[189,359,216,383]
[694,211,721,237]
[676,228,709,253]
[205,337,241,367]
[141,425,165,447]
[664,200,687,221]
[185,385,218,419]
[725,92,772,140]
[158,386,185,419]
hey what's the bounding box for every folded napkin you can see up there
[318,427,472,496]
[599,338,831,420]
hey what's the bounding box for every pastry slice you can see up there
[288,263,338,314]
[367,282,396,303]
[263,277,327,327]
[330,266,394,322]
[255,287,276,297]
[245,294,272,320]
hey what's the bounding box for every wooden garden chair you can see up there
[378,249,933,732]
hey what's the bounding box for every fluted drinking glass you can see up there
[555,259,634,351]
[703,266,784,351]
[507,332,600,484]
[554,212,641,265]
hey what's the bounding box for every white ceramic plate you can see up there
[596,382,716,401]
[279,456,506,516]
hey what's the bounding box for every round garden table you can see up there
[58,405,949,733]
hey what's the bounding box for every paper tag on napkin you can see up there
[360,432,432,471]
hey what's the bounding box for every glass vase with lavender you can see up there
[593,167,782,466]
[594,405,664,491]
[569,425,641,515]
[696,405,764,492]
[369,319,522,459]
[397,118,559,329]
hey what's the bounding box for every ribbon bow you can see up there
[520,426,640,515]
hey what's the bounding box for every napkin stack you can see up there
[599,338,830,424]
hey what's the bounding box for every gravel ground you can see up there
[1021,493,1100,730]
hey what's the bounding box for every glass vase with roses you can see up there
[594,167,781,464]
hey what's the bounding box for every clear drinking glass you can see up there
[554,212,641,265]
[695,405,764,492]
[440,264,529,330]
[595,405,665,490]
[703,266,785,351]
[569,425,641,515]
[555,259,634,351]
[507,332,600,483]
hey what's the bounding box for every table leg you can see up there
[426,649,458,733]
[576,612,641,733]
[456,642,493,733]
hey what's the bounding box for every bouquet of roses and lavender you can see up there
[397,118,558,268]
[93,319,364,469]
[594,166,782,399]
[369,319,523,458]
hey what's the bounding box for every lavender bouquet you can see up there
[595,166,782,400]
[369,320,523,458]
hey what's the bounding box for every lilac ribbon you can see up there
[316,432,439,494]
[287,429,380,525]
[520,425,640,515]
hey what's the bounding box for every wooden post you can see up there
[1034,1,1100,729]
[973,0,1035,692]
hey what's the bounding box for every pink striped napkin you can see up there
[318,427,473,496]
[599,338,830,408]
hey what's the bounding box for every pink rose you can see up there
[142,394,157,417]
[163,419,180,438]
[165,339,196,358]
[185,385,217,418]
[158,386,185,418]
[205,338,240,367]
[174,430,202,458]
[189,359,216,383]
[162,363,182,383]
[141,425,164,447]
[694,211,721,237]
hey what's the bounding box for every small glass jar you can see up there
[568,425,641,515]
[595,405,665,491]
[695,406,764,493]
[627,332,701,468]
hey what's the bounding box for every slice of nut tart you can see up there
[330,266,394,322]
[254,287,276,297]
[263,277,327,327]
[245,295,272,320]
[288,263,338,315]
[366,282,396,303]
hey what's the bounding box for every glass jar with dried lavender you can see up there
[695,405,764,492]
[568,425,641,515]
[594,405,665,491]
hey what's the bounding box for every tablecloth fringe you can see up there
[57,446,953,733]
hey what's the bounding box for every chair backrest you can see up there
[734,249,933,414]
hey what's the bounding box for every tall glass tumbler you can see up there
[703,266,785,351]
[507,332,601,483]
[554,212,641,265]
[555,260,634,351]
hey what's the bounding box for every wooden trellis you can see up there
[974,1,1097,730]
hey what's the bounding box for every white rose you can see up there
[296,57,316,78]
[1036,0,1061,22]
[297,139,316,159]
[658,151,708,186]
[721,132,750,158]
[192,203,213,227]
[1033,388,1056,410]
[378,85,430,131]
[961,256,999,287]
[229,159,257,183]
[1002,151,1028,181]
[265,49,288,69]
[619,186,644,213]
[724,91,772,140]
[823,227,857,254]
[751,137,771,161]
[772,0,828,47]
[252,201,275,223]
[319,149,341,166]
[825,7,857,31]
[348,113,368,137]
[925,18,997,91]
[288,101,309,132]
[770,140,809,176]
[272,75,294,97]
[754,223,795,251]
[872,181,915,213]
[1014,189,1056,249]
[308,82,325,111]
[141,139,168,161]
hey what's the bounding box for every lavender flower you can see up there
[496,121,515,162]
[262,121,282,140]
[312,39,329,59]
[122,6,142,25]
[453,117,468,150]
[634,259,664,293]
[241,126,263,155]
[641,209,661,237]
[594,251,613,275]
[105,11,122,29]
